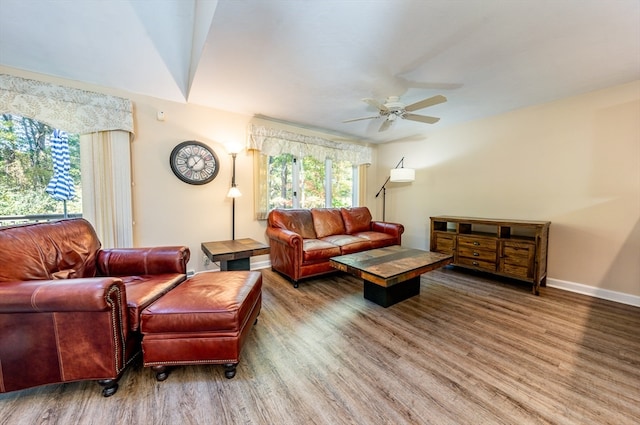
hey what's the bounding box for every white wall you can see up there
[129,95,263,271]
[377,81,640,300]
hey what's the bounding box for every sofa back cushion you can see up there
[340,207,372,234]
[0,218,101,282]
[268,209,317,239]
[311,208,346,238]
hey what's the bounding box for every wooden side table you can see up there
[201,238,270,271]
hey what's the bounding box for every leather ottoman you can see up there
[140,270,262,380]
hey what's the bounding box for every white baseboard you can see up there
[547,277,640,307]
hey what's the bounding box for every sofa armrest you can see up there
[266,227,305,281]
[97,246,190,276]
[0,277,126,313]
[371,221,405,244]
[266,227,303,249]
[0,277,133,393]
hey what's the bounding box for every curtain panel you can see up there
[80,131,133,248]
[1,74,134,246]
[247,124,372,220]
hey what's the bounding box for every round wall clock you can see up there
[169,141,220,185]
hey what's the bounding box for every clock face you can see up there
[169,141,219,185]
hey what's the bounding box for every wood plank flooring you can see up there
[1,267,639,425]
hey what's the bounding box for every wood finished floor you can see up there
[1,267,639,425]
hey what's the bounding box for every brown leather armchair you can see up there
[0,218,190,396]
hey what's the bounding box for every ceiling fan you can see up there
[343,94,447,132]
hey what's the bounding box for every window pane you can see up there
[331,160,354,208]
[267,153,294,209]
[0,114,81,217]
[264,153,357,213]
[300,156,325,209]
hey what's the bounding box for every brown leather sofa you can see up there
[0,218,190,396]
[266,207,404,286]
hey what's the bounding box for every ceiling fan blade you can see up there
[378,118,394,132]
[404,95,447,112]
[342,115,380,123]
[403,113,440,124]
[362,98,388,112]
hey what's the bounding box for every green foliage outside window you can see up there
[300,156,325,208]
[266,153,353,210]
[331,160,353,208]
[268,153,294,210]
[0,114,82,216]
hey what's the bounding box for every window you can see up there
[248,123,372,219]
[266,154,356,211]
[1,74,134,245]
[0,114,81,219]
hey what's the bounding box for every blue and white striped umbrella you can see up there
[46,129,75,216]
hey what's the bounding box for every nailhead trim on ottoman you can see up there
[140,270,262,380]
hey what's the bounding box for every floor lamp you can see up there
[227,150,242,240]
[375,157,415,221]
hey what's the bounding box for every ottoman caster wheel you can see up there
[223,363,237,379]
[152,365,169,381]
[98,379,119,397]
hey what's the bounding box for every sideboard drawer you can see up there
[500,241,535,279]
[458,236,496,251]
[457,256,496,272]
[501,263,531,279]
[457,246,497,262]
[502,241,534,262]
[433,233,455,254]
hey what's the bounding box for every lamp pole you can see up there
[231,153,237,240]
[375,157,405,221]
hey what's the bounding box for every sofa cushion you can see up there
[121,273,186,331]
[0,218,100,282]
[311,208,346,238]
[351,231,398,249]
[141,271,262,334]
[302,239,342,262]
[320,234,372,254]
[268,209,317,239]
[340,207,372,234]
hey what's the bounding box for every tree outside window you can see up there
[0,114,81,216]
[266,153,355,210]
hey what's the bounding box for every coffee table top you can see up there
[329,245,453,287]
[201,238,270,262]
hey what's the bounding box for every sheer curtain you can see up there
[1,74,134,247]
[247,123,372,219]
[80,131,133,248]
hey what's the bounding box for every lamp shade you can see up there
[227,186,242,198]
[390,168,415,182]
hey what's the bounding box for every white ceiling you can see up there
[1,0,639,143]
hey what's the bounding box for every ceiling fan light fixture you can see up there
[344,94,446,130]
[390,167,415,182]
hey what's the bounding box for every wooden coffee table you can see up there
[329,246,453,307]
[201,238,270,271]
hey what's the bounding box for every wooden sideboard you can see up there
[430,216,550,295]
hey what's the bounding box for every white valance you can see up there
[0,74,134,135]
[247,124,372,165]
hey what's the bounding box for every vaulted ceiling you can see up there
[1,0,639,143]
